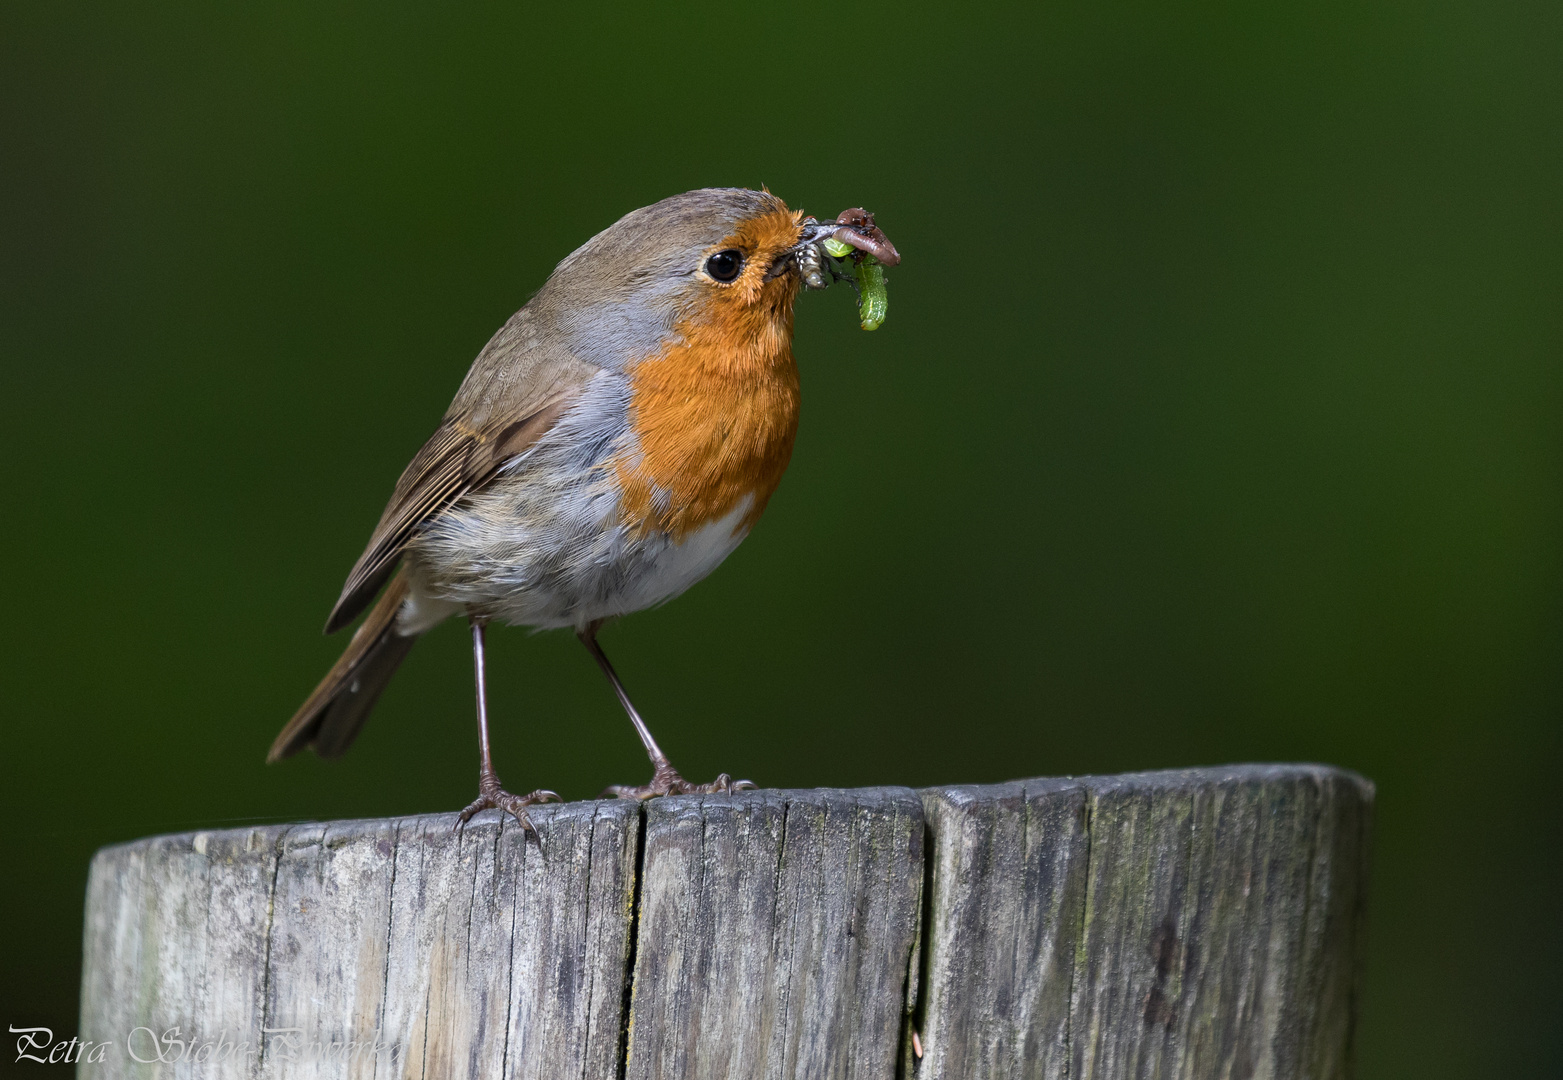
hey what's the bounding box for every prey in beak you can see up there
[767,208,900,330]
[767,207,901,285]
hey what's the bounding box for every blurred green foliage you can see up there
[1,3,1558,1076]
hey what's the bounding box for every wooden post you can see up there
[79,765,1371,1079]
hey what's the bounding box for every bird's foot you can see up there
[455,773,560,837]
[602,761,755,801]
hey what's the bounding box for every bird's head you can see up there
[533,188,897,370]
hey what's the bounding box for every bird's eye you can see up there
[705,249,744,283]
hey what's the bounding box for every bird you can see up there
[268,188,900,831]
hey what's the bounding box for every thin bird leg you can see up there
[579,620,755,800]
[456,615,559,835]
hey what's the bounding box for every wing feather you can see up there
[324,392,579,633]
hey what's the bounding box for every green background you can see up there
[2,2,1558,1076]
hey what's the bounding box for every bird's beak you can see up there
[767,208,901,282]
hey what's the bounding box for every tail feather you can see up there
[269,570,418,762]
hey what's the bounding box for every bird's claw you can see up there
[601,763,756,801]
[455,774,561,839]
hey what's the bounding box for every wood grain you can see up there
[915,778,1092,1079]
[623,787,925,1080]
[80,824,290,1079]
[79,767,1371,1079]
[79,801,638,1079]
[914,765,1373,1080]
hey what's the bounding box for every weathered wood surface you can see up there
[79,765,1372,1079]
[625,788,924,1080]
[80,801,639,1079]
[915,765,1373,1080]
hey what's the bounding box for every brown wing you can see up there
[323,390,578,633]
[322,289,615,634]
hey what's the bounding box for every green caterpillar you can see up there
[822,237,889,331]
[853,259,887,331]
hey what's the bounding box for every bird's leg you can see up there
[456,615,559,835]
[579,620,755,800]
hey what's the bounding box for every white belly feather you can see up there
[609,497,752,614]
[402,496,751,634]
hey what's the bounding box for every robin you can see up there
[269,188,900,830]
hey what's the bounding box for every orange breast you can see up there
[615,208,805,540]
[615,300,801,540]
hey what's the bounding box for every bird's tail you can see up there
[268,569,418,762]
